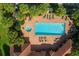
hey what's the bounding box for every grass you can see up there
[0,24,10,55]
[0,49,2,56]
[3,44,10,56]
[0,24,9,45]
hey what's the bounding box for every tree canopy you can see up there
[7,29,24,46]
[0,11,3,24]
[29,3,50,17]
[16,12,25,21]
[55,4,66,16]
[29,5,40,17]
[38,3,50,15]
[1,17,14,28]
[72,9,79,26]
[3,4,15,13]
[0,4,15,27]
[71,50,79,56]
[0,3,25,55]
[19,4,29,15]
[72,9,79,20]
[15,36,24,46]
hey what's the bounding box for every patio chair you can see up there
[49,15,51,20]
[47,14,49,19]
[43,14,46,18]
[52,14,54,19]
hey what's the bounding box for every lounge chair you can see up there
[43,14,46,18]
[49,15,50,20]
[52,14,54,19]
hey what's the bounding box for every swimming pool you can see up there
[35,22,65,35]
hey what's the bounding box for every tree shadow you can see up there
[0,49,2,56]
[3,44,10,56]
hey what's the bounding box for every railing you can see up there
[51,39,72,56]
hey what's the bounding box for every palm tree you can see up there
[29,5,40,17]
[38,3,50,15]
[16,12,26,21]
[55,4,66,17]
[19,4,29,15]
[29,3,50,17]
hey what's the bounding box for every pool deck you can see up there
[21,15,72,45]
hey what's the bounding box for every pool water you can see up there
[35,23,65,35]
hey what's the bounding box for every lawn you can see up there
[0,24,10,55]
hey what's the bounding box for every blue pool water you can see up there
[35,23,65,35]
